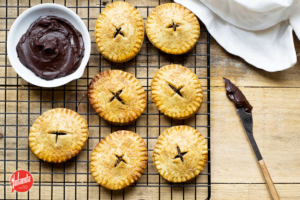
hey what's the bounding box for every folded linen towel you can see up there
[175,0,300,72]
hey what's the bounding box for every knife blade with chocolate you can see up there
[224,78,280,200]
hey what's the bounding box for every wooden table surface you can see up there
[1,0,300,199]
[210,32,300,200]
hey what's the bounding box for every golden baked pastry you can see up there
[95,1,144,62]
[29,108,89,163]
[88,70,147,125]
[90,130,148,190]
[153,125,208,182]
[151,64,203,119]
[146,3,200,55]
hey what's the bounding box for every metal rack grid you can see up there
[0,0,211,199]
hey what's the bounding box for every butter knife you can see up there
[224,78,280,200]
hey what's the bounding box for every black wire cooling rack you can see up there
[0,0,211,199]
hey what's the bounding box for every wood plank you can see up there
[212,87,300,183]
[211,33,300,87]
[1,183,300,200]
[210,184,300,200]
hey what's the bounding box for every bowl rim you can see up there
[7,3,91,88]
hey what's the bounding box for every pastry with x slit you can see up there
[28,108,89,163]
[151,64,203,119]
[94,1,144,62]
[88,70,147,125]
[146,3,200,55]
[90,130,148,190]
[153,125,208,182]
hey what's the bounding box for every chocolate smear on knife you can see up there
[223,77,253,113]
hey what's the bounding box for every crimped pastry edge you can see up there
[151,64,203,119]
[153,125,208,183]
[88,70,147,125]
[146,3,200,55]
[95,1,144,62]
[28,108,89,163]
[90,130,148,190]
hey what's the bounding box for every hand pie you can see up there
[146,3,200,54]
[90,130,148,190]
[29,108,89,163]
[153,125,208,182]
[88,70,147,125]
[151,64,203,119]
[95,1,144,62]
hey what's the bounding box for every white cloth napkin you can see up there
[174,0,300,72]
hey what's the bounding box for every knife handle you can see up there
[258,160,280,200]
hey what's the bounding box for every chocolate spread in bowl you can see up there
[16,16,85,80]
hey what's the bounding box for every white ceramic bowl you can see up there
[7,3,91,88]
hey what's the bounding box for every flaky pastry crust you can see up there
[88,70,147,125]
[90,130,148,190]
[151,64,203,119]
[153,125,208,183]
[95,1,144,62]
[29,108,89,163]
[146,3,200,55]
